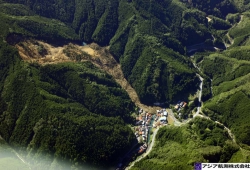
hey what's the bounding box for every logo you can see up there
[194,163,202,170]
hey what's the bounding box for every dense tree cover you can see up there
[232,0,250,12]
[227,12,250,48]
[201,46,250,146]
[118,33,200,104]
[131,117,245,170]
[199,14,250,145]
[1,0,214,104]
[187,0,237,18]
[200,54,250,86]
[209,16,231,30]
[204,90,250,146]
[1,0,250,169]
[226,13,241,24]
[0,0,244,106]
[0,40,136,168]
[224,48,250,61]
[0,3,79,43]
[180,9,211,45]
[202,65,250,146]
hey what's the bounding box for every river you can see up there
[125,41,239,170]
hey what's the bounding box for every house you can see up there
[159,117,167,124]
[138,148,146,154]
[183,102,187,108]
[163,111,168,117]
[159,117,167,122]
[180,102,184,107]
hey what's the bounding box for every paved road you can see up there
[214,121,236,143]
[126,127,160,170]
[125,60,238,169]
[168,109,181,126]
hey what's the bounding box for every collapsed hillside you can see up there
[12,37,161,113]
[1,0,205,105]
[0,39,138,168]
[1,0,250,169]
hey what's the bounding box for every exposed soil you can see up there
[14,39,161,113]
[206,17,212,22]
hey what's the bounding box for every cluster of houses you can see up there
[174,101,187,111]
[135,109,152,144]
[153,109,168,127]
[116,108,168,170]
[137,143,147,154]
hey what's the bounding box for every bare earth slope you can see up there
[15,39,161,113]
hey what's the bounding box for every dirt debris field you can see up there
[15,39,167,115]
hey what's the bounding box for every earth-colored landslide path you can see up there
[15,40,160,113]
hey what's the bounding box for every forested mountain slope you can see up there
[128,0,250,169]
[132,117,248,170]
[1,0,208,104]
[0,2,138,168]
[3,0,247,105]
[194,10,250,148]
[0,39,136,168]
[1,0,250,169]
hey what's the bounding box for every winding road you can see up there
[126,127,160,170]
[126,30,240,170]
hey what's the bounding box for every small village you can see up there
[134,108,169,154]
[133,100,188,154]
[117,101,189,170]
